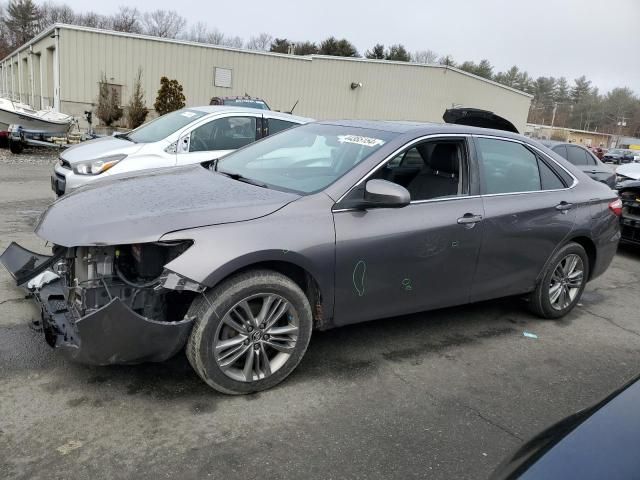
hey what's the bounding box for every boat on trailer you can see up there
[0,97,73,134]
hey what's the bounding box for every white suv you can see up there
[52,106,311,195]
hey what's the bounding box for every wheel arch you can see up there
[534,234,597,287]
[567,235,596,280]
[201,255,331,330]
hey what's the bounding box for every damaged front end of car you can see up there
[0,240,202,365]
[619,181,640,246]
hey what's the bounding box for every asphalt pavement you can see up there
[1,149,639,480]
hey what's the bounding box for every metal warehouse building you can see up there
[0,24,532,130]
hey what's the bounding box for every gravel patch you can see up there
[0,146,59,165]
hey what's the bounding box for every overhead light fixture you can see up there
[350,82,363,90]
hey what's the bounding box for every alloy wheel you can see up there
[214,293,299,382]
[548,254,584,311]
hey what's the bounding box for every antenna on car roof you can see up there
[287,99,299,115]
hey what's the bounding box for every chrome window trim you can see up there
[332,132,579,213]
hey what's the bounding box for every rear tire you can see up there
[528,242,589,319]
[186,269,313,394]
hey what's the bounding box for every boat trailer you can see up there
[6,123,89,154]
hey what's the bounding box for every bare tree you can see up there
[142,9,186,38]
[111,6,141,33]
[412,49,438,64]
[76,11,110,29]
[185,21,208,42]
[38,1,75,29]
[221,35,243,48]
[246,32,272,51]
[205,28,225,45]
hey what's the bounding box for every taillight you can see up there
[609,198,622,216]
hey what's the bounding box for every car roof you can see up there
[317,119,527,141]
[539,140,588,148]
[188,105,312,123]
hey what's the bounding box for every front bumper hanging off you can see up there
[0,242,194,366]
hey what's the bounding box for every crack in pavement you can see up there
[0,297,28,306]
[388,367,523,442]
[581,307,640,338]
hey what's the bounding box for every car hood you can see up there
[36,165,300,246]
[617,163,640,180]
[60,136,146,164]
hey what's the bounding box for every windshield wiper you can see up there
[217,170,269,188]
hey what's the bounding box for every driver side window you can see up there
[189,116,257,152]
[371,139,468,201]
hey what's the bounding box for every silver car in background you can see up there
[51,106,311,195]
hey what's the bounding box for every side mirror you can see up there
[362,179,410,208]
[177,134,190,153]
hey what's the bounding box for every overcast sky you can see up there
[61,0,639,94]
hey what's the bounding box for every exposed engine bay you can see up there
[0,240,202,365]
[54,241,199,322]
[619,182,640,245]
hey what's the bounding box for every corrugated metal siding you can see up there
[5,26,531,131]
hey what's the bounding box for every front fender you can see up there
[161,194,337,319]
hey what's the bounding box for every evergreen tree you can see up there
[385,44,410,62]
[365,43,385,59]
[154,76,186,116]
[126,68,148,129]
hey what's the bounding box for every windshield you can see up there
[609,149,623,154]
[126,109,207,143]
[217,123,394,194]
[224,99,269,110]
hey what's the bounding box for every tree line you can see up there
[1,0,638,137]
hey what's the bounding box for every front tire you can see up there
[186,269,313,394]
[529,242,589,319]
[9,138,23,154]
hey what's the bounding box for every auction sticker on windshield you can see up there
[338,135,386,147]
[181,112,198,118]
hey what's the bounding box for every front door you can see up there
[176,115,260,166]
[332,137,485,326]
[471,136,577,302]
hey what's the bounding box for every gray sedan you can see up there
[2,120,621,394]
[541,140,616,188]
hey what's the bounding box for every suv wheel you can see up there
[186,269,313,394]
[529,242,589,319]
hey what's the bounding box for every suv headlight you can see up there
[73,154,127,175]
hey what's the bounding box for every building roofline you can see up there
[1,23,533,99]
[526,122,613,137]
[310,54,533,98]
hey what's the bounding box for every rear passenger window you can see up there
[553,145,568,159]
[566,146,591,165]
[538,159,565,190]
[268,119,298,135]
[476,138,541,194]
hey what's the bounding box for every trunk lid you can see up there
[443,108,519,133]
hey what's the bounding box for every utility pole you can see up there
[551,102,557,128]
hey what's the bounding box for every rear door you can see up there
[471,136,577,302]
[176,114,261,165]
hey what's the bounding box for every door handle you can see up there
[555,201,573,211]
[457,213,483,225]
